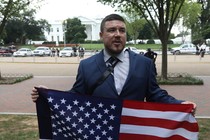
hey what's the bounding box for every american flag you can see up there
[36,88,198,140]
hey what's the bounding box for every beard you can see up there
[105,44,124,55]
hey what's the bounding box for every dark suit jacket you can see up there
[70,50,182,104]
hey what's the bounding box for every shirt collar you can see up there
[103,48,128,62]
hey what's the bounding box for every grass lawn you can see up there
[21,43,180,51]
[0,74,33,84]
[0,115,38,140]
[0,114,209,139]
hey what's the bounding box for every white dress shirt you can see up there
[104,49,129,95]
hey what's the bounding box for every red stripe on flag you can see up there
[123,100,193,112]
[119,133,189,140]
[121,116,199,132]
[120,100,198,139]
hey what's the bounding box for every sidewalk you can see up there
[0,76,210,117]
[161,76,210,117]
[0,76,74,114]
[0,55,210,117]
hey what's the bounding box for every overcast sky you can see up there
[35,0,118,20]
[34,0,181,35]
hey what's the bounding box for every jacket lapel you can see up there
[95,50,118,94]
[95,50,107,73]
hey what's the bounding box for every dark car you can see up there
[0,47,13,56]
[8,45,17,53]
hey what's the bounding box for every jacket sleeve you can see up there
[69,60,87,95]
[145,60,183,104]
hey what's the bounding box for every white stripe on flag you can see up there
[120,124,198,140]
[122,107,196,123]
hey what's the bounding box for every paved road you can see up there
[0,55,210,117]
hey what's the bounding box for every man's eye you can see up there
[119,29,125,33]
[107,28,126,33]
[107,29,116,32]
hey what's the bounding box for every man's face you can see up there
[100,20,126,55]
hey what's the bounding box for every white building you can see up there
[40,16,102,45]
[34,16,191,45]
[78,16,102,41]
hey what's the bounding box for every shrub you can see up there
[168,40,174,44]
[157,73,203,85]
[0,74,33,84]
[192,39,201,45]
[42,41,56,44]
[138,41,145,44]
[84,40,102,44]
[147,39,155,44]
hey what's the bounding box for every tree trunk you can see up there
[161,41,168,80]
[0,18,7,37]
[0,0,13,37]
[159,25,168,80]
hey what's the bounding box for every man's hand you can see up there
[31,85,48,102]
[181,101,197,116]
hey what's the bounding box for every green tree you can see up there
[125,12,146,45]
[4,9,50,44]
[138,21,155,40]
[179,2,201,42]
[0,0,44,39]
[98,0,192,79]
[0,0,45,79]
[64,18,87,44]
[196,0,210,40]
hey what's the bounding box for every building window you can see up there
[50,28,53,32]
[57,36,59,42]
[51,36,54,41]
[57,28,59,32]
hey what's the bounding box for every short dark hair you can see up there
[100,14,125,32]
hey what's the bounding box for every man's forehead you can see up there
[104,20,126,28]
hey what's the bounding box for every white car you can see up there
[13,48,33,57]
[33,46,51,56]
[127,47,146,54]
[59,47,73,57]
[170,43,197,55]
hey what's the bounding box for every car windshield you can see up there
[182,45,188,48]
[63,47,72,50]
[1,47,8,50]
[36,48,45,50]
[19,49,27,51]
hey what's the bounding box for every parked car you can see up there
[127,46,146,54]
[59,47,73,57]
[8,45,17,53]
[33,46,51,56]
[170,43,197,55]
[13,48,33,57]
[0,47,13,56]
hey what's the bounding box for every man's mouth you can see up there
[113,40,121,45]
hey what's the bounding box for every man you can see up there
[144,48,158,75]
[199,40,207,58]
[144,48,157,62]
[78,46,85,58]
[31,14,196,114]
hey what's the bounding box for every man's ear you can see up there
[99,32,103,41]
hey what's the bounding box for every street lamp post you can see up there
[63,20,67,48]
[64,32,66,48]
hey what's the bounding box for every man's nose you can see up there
[114,30,120,36]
